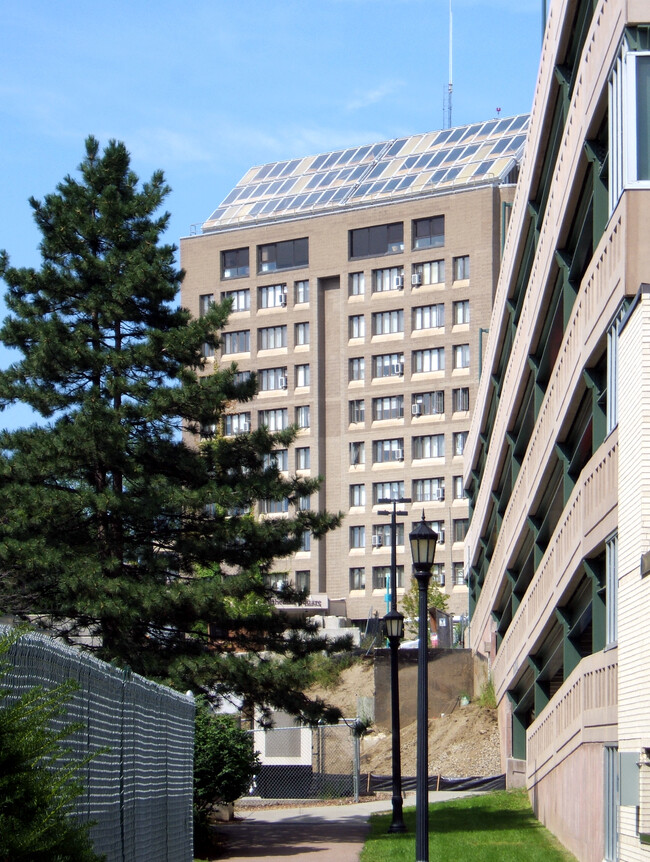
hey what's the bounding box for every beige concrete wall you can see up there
[373,648,474,731]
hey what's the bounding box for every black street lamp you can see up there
[409,513,438,862]
[379,497,410,834]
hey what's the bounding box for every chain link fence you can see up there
[1,625,195,862]
[250,719,363,801]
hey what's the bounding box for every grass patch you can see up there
[477,676,497,709]
[309,651,359,689]
[360,790,577,862]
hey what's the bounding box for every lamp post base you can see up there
[388,795,406,833]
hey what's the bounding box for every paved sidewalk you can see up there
[210,791,475,862]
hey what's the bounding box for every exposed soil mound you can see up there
[309,659,501,779]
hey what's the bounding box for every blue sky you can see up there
[0,0,542,429]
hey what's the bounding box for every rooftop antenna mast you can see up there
[447,0,453,129]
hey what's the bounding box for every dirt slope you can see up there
[309,659,502,778]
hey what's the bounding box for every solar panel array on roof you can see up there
[202,114,529,232]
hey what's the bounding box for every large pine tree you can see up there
[0,137,345,723]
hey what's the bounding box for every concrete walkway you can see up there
[210,791,476,862]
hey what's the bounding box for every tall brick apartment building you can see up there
[180,116,527,627]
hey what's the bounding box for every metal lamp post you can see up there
[378,497,410,834]
[409,513,438,862]
[384,608,406,832]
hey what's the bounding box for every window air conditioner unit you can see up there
[395,275,405,289]
[412,403,422,416]
[397,449,404,462]
[241,421,251,433]
[392,363,404,377]
[279,295,287,307]
[439,529,445,544]
[435,488,445,501]
[411,273,422,287]
[372,535,383,547]
[279,377,288,389]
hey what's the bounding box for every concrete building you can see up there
[465,1,650,860]
[180,116,528,629]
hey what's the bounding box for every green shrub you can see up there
[194,702,260,809]
[0,629,103,862]
[477,676,497,709]
[309,651,359,690]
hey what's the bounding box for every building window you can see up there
[349,315,365,339]
[453,299,470,325]
[373,438,404,463]
[372,310,404,335]
[373,523,404,547]
[609,50,650,211]
[259,367,288,391]
[259,408,288,431]
[349,357,365,382]
[263,449,288,471]
[413,434,444,459]
[412,391,444,417]
[234,370,252,385]
[295,322,310,346]
[199,293,214,316]
[412,478,445,502]
[453,431,468,455]
[349,272,366,296]
[299,532,311,552]
[412,259,445,286]
[453,255,470,280]
[453,344,470,369]
[432,563,445,587]
[453,475,467,499]
[413,304,444,330]
[607,308,625,434]
[413,348,444,373]
[259,326,287,350]
[296,447,310,470]
[296,570,310,592]
[350,222,404,259]
[453,518,469,542]
[606,533,618,646]
[258,238,308,273]
[372,395,404,420]
[222,247,250,279]
[259,498,290,514]
[259,284,287,309]
[224,412,251,435]
[412,215,444,249]
[372,266,405,293]
[431,520,446,543]
[452,387,470,413]
[372,566,404,590]
[372,481,405,503]
[296,405,310,429]
[199,293,215,357]
[222,330,250,354]
[350,441,365,466]
[372,353,404,379]
[350,484,366,507]
[295,279,310,304]
[350,525,366,549]
[263,570,288,588]
[221,288,251,311]
[295,364,310,387]
[298,494,311,510]
[349,567,366,590]
[349,399,365,423]
[452,562,466,586]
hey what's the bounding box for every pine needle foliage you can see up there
[0,137,346,723]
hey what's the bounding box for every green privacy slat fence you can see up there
[0,625,195,862]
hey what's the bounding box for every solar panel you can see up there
[202,114,530,231]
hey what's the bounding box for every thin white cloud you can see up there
[345,81,405,112]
